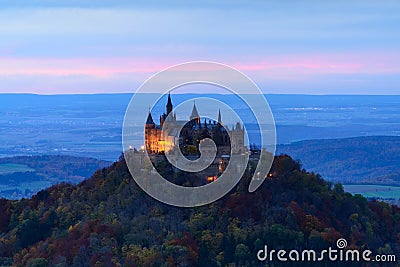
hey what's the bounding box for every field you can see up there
[0,181,52,193]
[0,163,35,174]
[0,156,111,199]
[344,184,400,202]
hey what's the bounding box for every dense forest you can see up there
[0,154,399,266]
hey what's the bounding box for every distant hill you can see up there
[277,136,400,185]
[0,155,111,199]
[0,155,398,266]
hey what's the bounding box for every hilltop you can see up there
[0,154,398,266]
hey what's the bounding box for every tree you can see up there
[27,258,48,267]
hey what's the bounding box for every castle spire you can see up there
[166,92,173,115]
[146,109,154,125]
[218,109,222,124]
[190,101,200,122]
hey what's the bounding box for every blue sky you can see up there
[0,0,399,94]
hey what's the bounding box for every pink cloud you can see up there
[0,52,399,80]
[231,52,400,75]
[0,57,175,78]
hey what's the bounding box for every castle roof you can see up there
[167,92,172,106]
[146,111,154,125]
[190,101,200,121]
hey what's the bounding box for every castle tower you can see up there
[166,92,173,116]
[145,110,155,126]
[190,101,200,123]
[160,92,174,127]
[145,110,160,153]
[218,109,222,124]
[230,122,245,154]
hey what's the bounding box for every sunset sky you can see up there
[0,0,399,94]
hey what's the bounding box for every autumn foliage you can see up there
[0,155,398,266]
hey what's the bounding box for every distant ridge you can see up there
[278,135,400,185]
[0,155,111,199]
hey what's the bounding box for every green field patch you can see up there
[0,181,52,192]
[344,184,400,199]
[0,163,35,174]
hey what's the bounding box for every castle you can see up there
[144,93,246,155]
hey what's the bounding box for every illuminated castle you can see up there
[144,93,245,155]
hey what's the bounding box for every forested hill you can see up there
[0,155,399,266]
[277,136,400,185]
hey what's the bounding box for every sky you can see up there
[0,0,399,94]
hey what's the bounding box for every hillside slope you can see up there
[0,155,398,266]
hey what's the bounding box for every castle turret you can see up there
[190,101,200,123]
[230,122,245,154]
[166,92,173,116]
[235,122,241,130]
[218,109,222,124]
[146,110,155,126]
